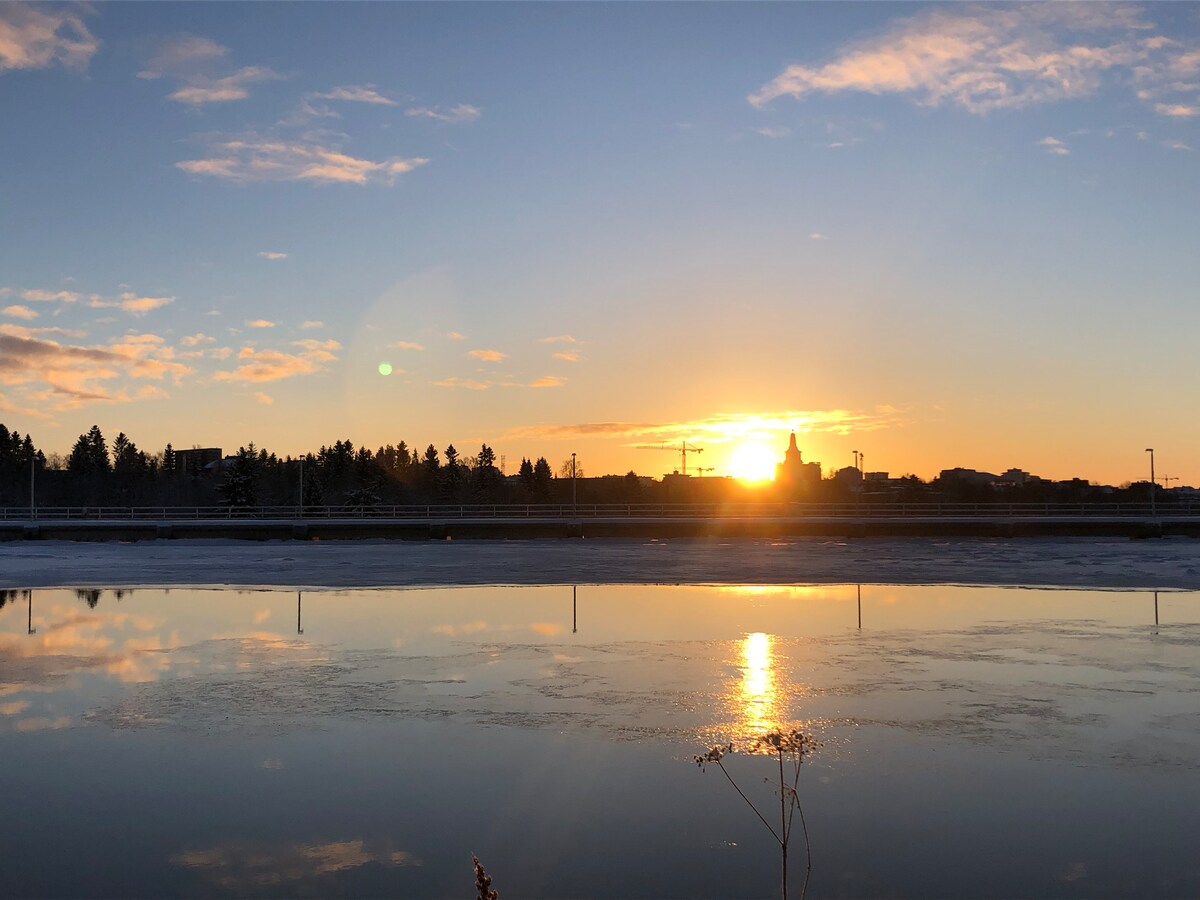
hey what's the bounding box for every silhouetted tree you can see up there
[533,456,553,501]
[219,446,258,507]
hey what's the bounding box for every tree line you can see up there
[0,422,618,508]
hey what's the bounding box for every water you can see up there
[2,584,1198,898]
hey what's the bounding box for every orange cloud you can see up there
[468,349,506,362]
[529,375,565,388]
[0,4,98,73]
[2,305,37,320]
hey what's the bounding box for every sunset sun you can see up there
[729,443,776,482]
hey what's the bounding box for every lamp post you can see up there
[1145,448,1156,517]
[30,455,35,521]
[571,452,577,519]
[298,454,304,518]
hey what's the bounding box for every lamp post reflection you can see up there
[1154,590,1159,627]
[857,584,862,630]
[297,591,303,635]
[572,585,577,634]
[28,589,35,635]
[739,632,778,733]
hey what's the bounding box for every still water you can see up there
[2,584,1198,898]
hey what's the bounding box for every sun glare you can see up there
[729,443,776,481]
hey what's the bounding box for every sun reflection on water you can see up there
[739,631,777,733]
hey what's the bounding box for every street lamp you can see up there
[571,452,577,518]
[30,455,35,521]
[298,454,304,518]
[1145,448,1156,517]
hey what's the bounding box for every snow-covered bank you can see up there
[3,536,1200,590]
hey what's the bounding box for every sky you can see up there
[1,1,1198,485]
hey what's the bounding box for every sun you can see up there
[729,443,776,482]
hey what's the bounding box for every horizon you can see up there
[3,2,1198,487]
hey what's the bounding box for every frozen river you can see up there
[4,535,1200,589]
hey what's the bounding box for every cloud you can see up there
[0,325,191,410]
[750,4,1200,116]
[299,320,323,330]
[809,232,828,240]
[245,319,275,328]
[504,409,900,442]
[1155,102,1199,117]
[406,103,481,123]
[753,126,791,138]
[314,85,397,106]
[253,391,273,405]
[538,334,578,344]
[177,135,428,186]
[180,333,215,347]
[552,350,580,362]
[3,305,37,320]
[446,331,467,340]
[1039,135,1071,155]
[1164,139,1193,151]
[389,340,424,351]
[529,376,566,388]
[468,349,506,362]
[0,3,99,74]
[87,293,175,316]
[170,840,419,891]
[290,338,341,352]
[431,376,488,390]
[258,251,288,260]
[21,288,79,302]
[139,36,279,105]
[213,344,338,383]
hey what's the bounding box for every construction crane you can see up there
[694,466,715,477]
[637,441,704,475]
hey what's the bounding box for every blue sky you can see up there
[2,2,1199,483]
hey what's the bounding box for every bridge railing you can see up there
[2,501,1196,520]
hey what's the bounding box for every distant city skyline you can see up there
[2,2,1198,485]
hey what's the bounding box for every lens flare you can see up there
[378,362,393,376]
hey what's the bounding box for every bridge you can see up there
[2,502,1197,540]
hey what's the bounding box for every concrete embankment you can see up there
[0,516,1194,541]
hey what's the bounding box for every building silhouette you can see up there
[775,432,821,496]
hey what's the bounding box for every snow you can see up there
[3,536,1200,590]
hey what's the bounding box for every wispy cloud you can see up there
[213,343,338,383]
[505,409,900,443]
[750,4,1200,118]
[21,288,79,303]
[406,103,481,123]
[180,333,215,347]
[446,331,467,341]
[538,334,578,344]
[529,376,566,388]
[87,293,174,316]
[314,84,397,106]
[0,324,190,410]
[245,319,275,328]
[552,350,580,362]
[253,391,273,405]
[1154,102,1199,118]
[290,338,341,352]
[753,126,791,138]
[139,36,279,105]
[178,134,428,186]
[258,251,288,260]
[1039,136,1070,155]
[2,305,37,320]
[809,232,828,240]
[299,320,324,330]
[431,376,488,390]
[389,340,424,351]
[0,3,99,74]
[468,348,506,362]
